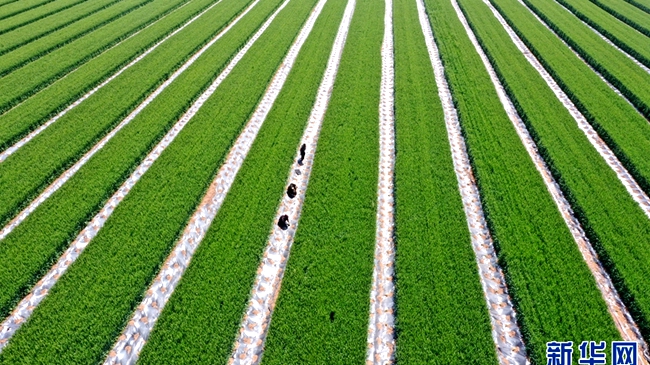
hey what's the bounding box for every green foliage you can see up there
[426,0,621,361]
[622,0,650,13]
[519,0,650,120]
[0,0,648,359]
[260,0,381,363]
[0,0,91,34]
[0,0,249,231]
[0,0,122,55]
[0,0,17,6]
[0,0,215,150]
[586,0,650,37]
[0,0,54,20]
[392,0,498,363]
[0,0,269,322]
[0,0,319,362]
[491,0,650,199]
[485,0,650,342]
[557,0,650,68]
[0,0,149,63]
[0,0,188,114]
[137,1,345,362]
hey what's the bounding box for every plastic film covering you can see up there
[511,0,634,110]
[481,0,650,361]
[0,0,271,353]
[103,0,330,363]
[482,0,650,222]
[418,0,530,362]
[553,0,650,75]
[0,0,260,241]
[0,0,205,163]
[228,2,354,363]
[366,0,396,363]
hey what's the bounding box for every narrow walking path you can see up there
[463,0,650,362]
[513,0,642,115]
[366,0,395,362]
[0,0,259,240]
[229,1,354,363]
[418,0,529,363]
[102,1,328,362]
[554,0,650,74]
[0,0,213,163]
[482,0,650,220]
[0,0,286,352]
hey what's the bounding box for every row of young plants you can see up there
[0,0,123,54]
[0,0,270,322]
[0,0,53,20]
[0,0,149,59]
[0,0,190,113]
[0,0,250,252]
[470,3,650,342]
[623,0,650,13]
[0,0,19,9]
[492,0,650,200]
[391,0,498,362]
[425,0,623,362]
[0,0,215,151]
[259,0,381,362]
[586,0,650,37]
[487,0,650,342]
[0,0,319,362]
[558,0,650,67]
[520,0,650,120]
[134,0,348,363]
[0,0,91,34]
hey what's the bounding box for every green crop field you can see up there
[0,0,649,363]
[556,0,650,67]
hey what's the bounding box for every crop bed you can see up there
[1,0,650,363]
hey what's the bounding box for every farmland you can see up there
[0,0,650,362]
[557,0,650,66]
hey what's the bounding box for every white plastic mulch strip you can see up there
[0,0,194,120]
[521,1,621,97]
[0,0,286,354]
[482,0,650,219]
[553,0,650,75]
[512,0,640,113]
[0,0,261,242]
[366,0,395,363]
[0,0,217,163]
[465,1,650,363]
[103,0,328,363]
[229,0,354,363]
[419,0,530,363]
